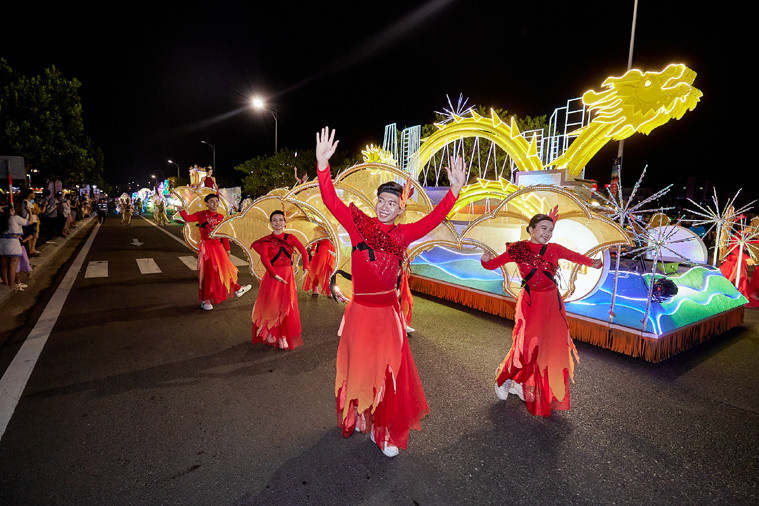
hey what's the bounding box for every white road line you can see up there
[0,222,101,441]
[136,258,162,274]
[229,254,248,267]
[178,255,198,270]
[84,260,108,278]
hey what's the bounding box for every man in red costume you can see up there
[315,126,465,457]
[481,212,602,417]
[178,194,251,310]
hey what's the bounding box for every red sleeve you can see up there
[400,190,457,244]
[481,250,514,270]
[251,238,276,277]
[290,235,309,271]
[222,238,231,251]
[552,243,593,266]
[179,210,201,222]
[317,166,352,229]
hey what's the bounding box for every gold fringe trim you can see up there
[409,275,515,320]
[409,274,745,363]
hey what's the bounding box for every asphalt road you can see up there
[0,213,757,505]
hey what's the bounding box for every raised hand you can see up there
[316,127,339,172]
[445,156,467,196]
[481,252,494,263]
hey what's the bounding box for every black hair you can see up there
[526,213,553,234]
[377,181,403,198]
[269,210,285,221]
[204,193,219,203]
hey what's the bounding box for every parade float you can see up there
[175,63,752,362]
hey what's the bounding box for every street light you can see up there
[167,159,180,178]
[201,141,216,171]
[251,97,278,153]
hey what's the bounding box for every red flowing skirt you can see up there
[302,241,335,295]
[335,300,428,450]
[251,264,303,350]
[198,240,239,304]
[495,288,579,417]
[720,255,753,303]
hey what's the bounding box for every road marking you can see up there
[84,260,108,278]
[0,222,101,441]
[229,254,249,267]
[179,255,198,270]
[131,238,144,246]
[138,215,249,266]
[136,258,162,274]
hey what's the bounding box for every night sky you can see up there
[3,2,748,200]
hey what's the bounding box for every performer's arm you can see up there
[291,235,310,271]
[178,210,201,222]
[481,250,514,270]
[401,155,467,243]
[251,240,278,278]
[553,243,601,268]
[315,127,352,228]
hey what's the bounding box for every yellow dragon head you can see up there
[582,63,702,139]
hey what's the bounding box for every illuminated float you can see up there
[178,64,748,362]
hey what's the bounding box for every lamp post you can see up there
[251,97,278,153]
[201,141,216,171]
[167,159,180,178]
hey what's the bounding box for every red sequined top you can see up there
[179,209,231,250]
[251,233,309,277]
[318,165,457,306]
[481,240,593,292]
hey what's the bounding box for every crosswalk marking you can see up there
[83,254,247,278]
[84,260,108,278]
[136,258,162,274]
[178,255,198,270]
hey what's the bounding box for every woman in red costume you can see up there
[719,232,758,306]
[201,168,218,193]
[315,127,465,457]
[302,238,335,296]
[481,213,602,417]
[178,194,252,310]
[250,210,309,350]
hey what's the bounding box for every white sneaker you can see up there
[495,379,511,400]
[405,325,415,333]
[509,381,525,401]
[370,431,399,457]
[235,284,252,297]
[201,301,213,310]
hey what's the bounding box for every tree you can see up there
[235,147,360,197]
[0,59,104,187]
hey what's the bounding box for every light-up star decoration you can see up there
[720,215,759,290]
[683,188,756,267]
[623,221,702,331]
[591,165,674,322]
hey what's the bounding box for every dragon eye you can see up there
[644,80,652,87]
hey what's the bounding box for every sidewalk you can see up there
[0,215,97,307]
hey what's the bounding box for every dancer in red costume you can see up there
[251,210,310,350]
[316,126,466,457]
[302,238,335,296]
[481,212,602,417]
[719,233,758,306]
[201,168,218,193]
[178,194,252,310]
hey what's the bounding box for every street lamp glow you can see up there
[250,97,278,153]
